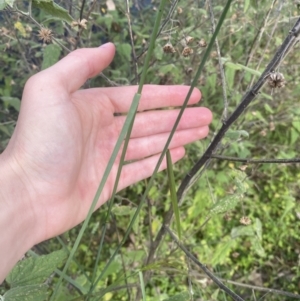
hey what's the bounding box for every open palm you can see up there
[2,43,212,243]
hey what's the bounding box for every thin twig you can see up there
[245,0,277,67]
[164,226,245,301]
[249,1,283,88]
[136,0,179,60]
[177,16,300,203]
[211,155,300,164]
[208,0,228,120]
[14,5,71,53]
[221,278,300,300]
[74,0,97,50]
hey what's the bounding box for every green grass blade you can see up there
[92,1,233,291]
[90,0,168,291]
[50,93,141,300]
[166,150,181,239]
[139,271,146,301]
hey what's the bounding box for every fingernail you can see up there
[99,42,111,48]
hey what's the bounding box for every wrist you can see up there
[0,153,40,283]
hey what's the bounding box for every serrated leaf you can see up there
[42,43,61,70]
[32,0,73,23]
[3,284,49,301]
[231,225,255,239]
[162,291,190,301]
[209,194,241,216]
[6,249,67,287]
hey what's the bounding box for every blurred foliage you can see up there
[1,0,300,300]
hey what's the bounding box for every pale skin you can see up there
[0,43,212,282]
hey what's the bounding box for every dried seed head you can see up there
[210,51,217,58]
[38,27,53,43]
[232,252,240,258]
[239,165,248,171]
[163,42,176,53]
[71,18,88,30]
[185,67,193,75]
[267,72,285,88]
[182,46,193,57]
[180,36,194,47]
[198,38,207,47]
[177,7,183,14]
[240,216,251,225]
[185,36,194,44]
[223,213,232,221]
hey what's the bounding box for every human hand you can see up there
[0,43,212,261]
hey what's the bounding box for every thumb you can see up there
[40,43,115,93]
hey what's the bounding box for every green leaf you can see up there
[0,124,12,136]
[225,63,236,90]
[222,58,261,76]
[6,249,67,287]
[251,237,266,257]
[231,225,255,239]
[0,1,8,10]
[139,271,146,301]
[211,288,220,300]
[162,292,190,301]
[0,96,20,111]
[112,205,135,216]
[225,129,249,140]
[32,0,73,23]
[3,284,49,301]
[209,194,242,216]
[3,0,15,8]
[211,239,236,265]
[116,43,132,61]
[42,44,61,70]
[254,218,263,240]
[280,196,296,222]
[244,0,250,12]
[159,64,176,74]
[264,103,274,114]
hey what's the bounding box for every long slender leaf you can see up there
[166,150,181,239]
[50,93,141,300]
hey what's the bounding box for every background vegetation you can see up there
[0,0,300,300]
